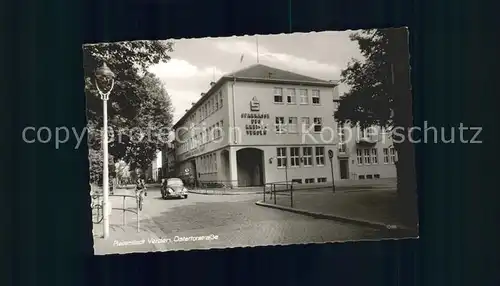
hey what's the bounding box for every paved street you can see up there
[94,187,398,254]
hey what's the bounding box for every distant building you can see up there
[172,64,396,187]
[161,142,176,178]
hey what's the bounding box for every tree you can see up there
[335,28,417,216]
[88,148,115,186]
[83,41,174,170]
[114,161,131,185]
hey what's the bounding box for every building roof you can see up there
[173,64,338,129]
[226,64,333,84]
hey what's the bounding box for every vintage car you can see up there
[161,178,189,199]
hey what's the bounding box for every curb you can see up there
[188,186,396,196]
[188,190,259,195]
[255,201,412,231]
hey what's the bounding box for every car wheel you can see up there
[184,195,188,199]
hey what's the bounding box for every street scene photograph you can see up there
[84,27,419,255]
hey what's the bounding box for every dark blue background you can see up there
[4,0,498,285]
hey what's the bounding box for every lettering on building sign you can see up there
[245,119,269,135]
[240,97,270,136]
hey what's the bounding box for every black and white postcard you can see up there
[84,28,419,255]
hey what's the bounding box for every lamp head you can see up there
[95,62,115,79]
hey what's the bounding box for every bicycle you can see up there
[91,194,103,224]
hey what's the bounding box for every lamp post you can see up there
[94,62,115,239]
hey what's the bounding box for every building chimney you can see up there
[191,102,195,106]
[185,109,189,113]
[201,92,206,96]
[210,81,216,86]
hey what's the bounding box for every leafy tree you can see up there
[114,160,131,185]
[83,41,174,170]
[335,28,417,209]
[88,148,115,186]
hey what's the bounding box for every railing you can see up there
[192,180,239,194]
[91,193,142,233]
[262,181,295,208]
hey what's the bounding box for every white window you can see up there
[219,92,223,108]
[212,98,216,112]
[360,126,375,140]
[302,147,313,166]
[312,90,320,104]
[390,148,397,163]
[360,127,367,139]
[275,117,285,133]
[315,147,325,166]
[288,117,298,133]
[215,94,219,110]
[276,147,287,168]
[274,87,283,103]
[313,117,323,132]
[299,89,309,104]
[363,149,371,164]
[317,177,327,183]
[356,149,363,164]
[287,89,296,104]
[300,117,310,132]
[305,178,314,184]
[338,124,346,142]
[383,148,389,164]
[290,147,300,167]
[208,127,213,141]
[371,148,378,164]
[215,122,220,138]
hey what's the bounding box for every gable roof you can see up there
[225,64,333,84]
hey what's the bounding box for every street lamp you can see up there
[94,62,115,239]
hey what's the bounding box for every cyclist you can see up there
[135,172,148,210]
[135,173,147,197]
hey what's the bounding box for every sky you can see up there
[148,30,365,124]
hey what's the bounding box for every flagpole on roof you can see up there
[256,35,260,64]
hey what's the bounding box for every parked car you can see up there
[161,178,188,199]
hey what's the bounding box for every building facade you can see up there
[161,142,177,178]
[173,64,396,187]
[336,124,397,180]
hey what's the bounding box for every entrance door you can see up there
[339,159,349,179]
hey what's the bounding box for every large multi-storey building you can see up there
[172,64,396,187]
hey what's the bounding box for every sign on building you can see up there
[250,96,260,111]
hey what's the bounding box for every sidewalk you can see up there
[256,188,419,233]
[189,178,397,195]
[92,192,168,255]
